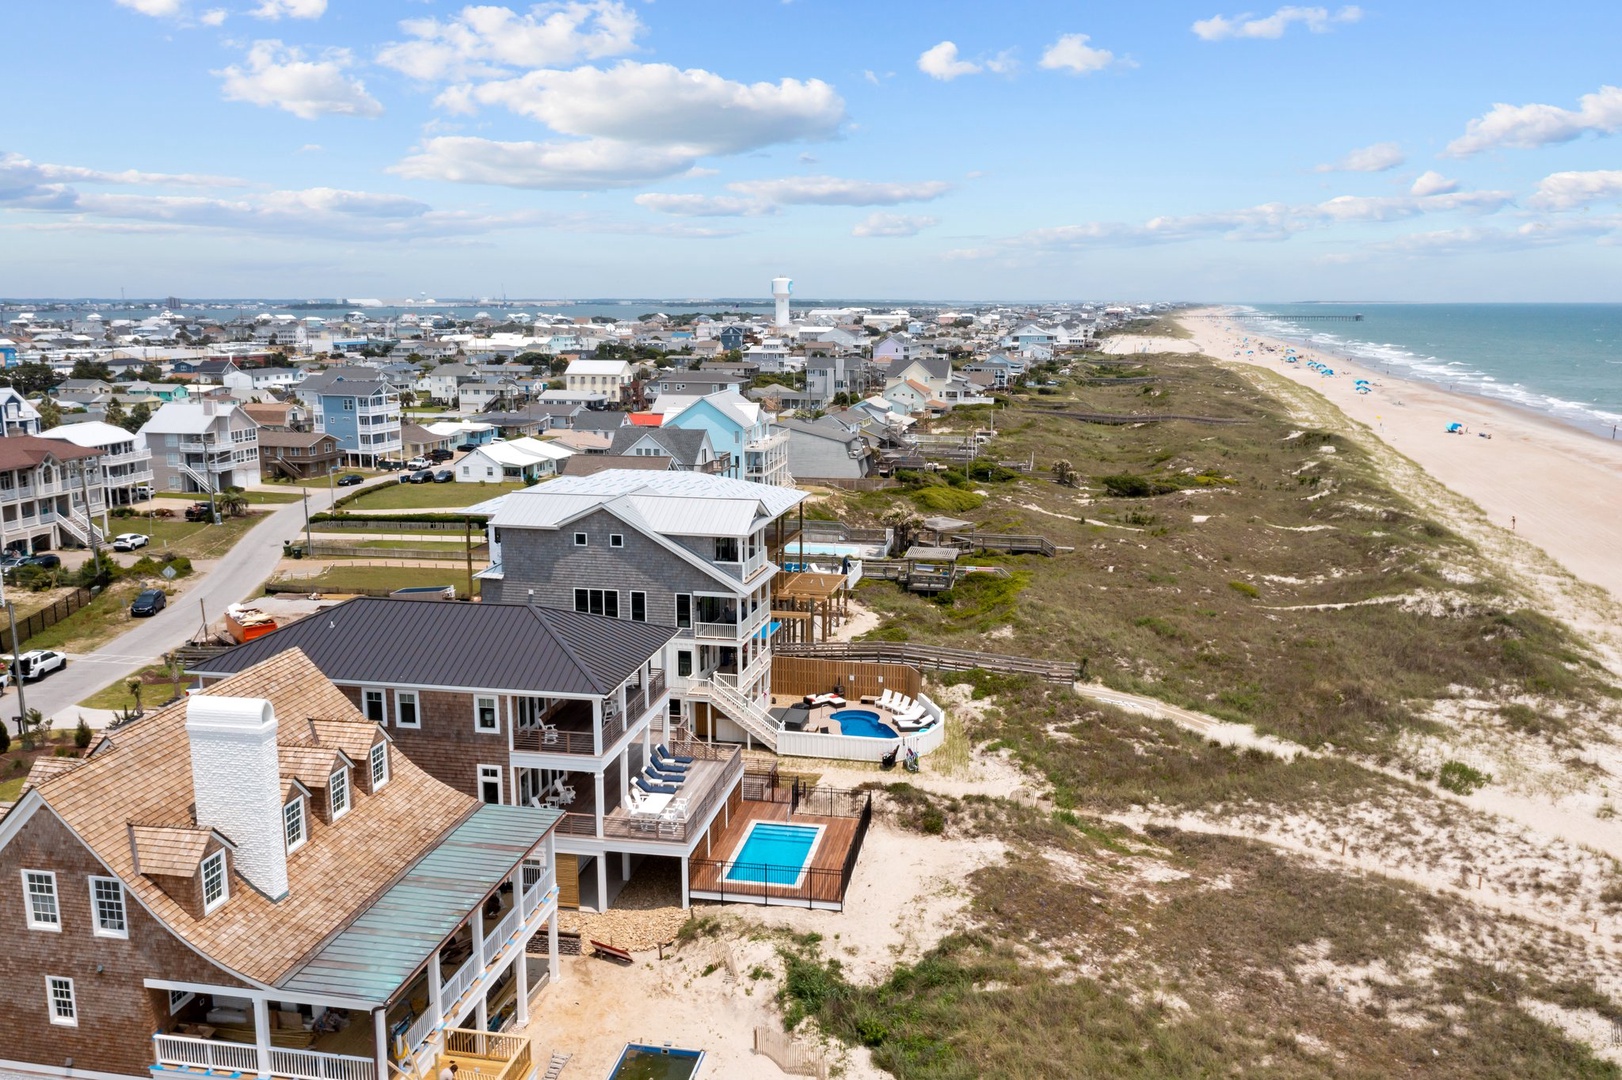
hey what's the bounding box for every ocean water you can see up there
[1238,304,1622,440]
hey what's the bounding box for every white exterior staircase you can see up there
[692,676,780,751]
[179,463,216,494]
[57,509,104,546]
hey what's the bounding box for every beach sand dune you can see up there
[1180,309,1622,609]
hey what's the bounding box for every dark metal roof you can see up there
[279,802,559,1002]
[192,598,676,696]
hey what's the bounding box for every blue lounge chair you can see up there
[652,747,690,772]
[636,775,679,796]
[644,764,684,785]
[656,742,694,764]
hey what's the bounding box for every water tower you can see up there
[771,276,793,329]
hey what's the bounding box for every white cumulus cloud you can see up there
[392,136,695,190]
[1445,85,1622,157]
[727,176,950,206]
[377,2,643,82]
[917,41,980,81]
[1409,170,1459,196]
[852,212,937,238]
[1315,141,1404,173]
[114,0,186,16]
[216,40,383,120]
[1529,169,1622,210]
[1038,34,1121,75]
[1192,5,1362,41]
[633,193,776,217]
[251,0,325,19]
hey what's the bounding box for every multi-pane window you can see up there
[396,690,419,728]
[363,690,385,724]
[677,650,693,678]
[330,769,351,818]
[475,696,499,733]
[201,851,228,913]
[284,798,306,851]
[370,743,389,789]
[630,591,646,622]
[89,877,127,938]
[23,871,59,930]
[714,537,740,562]
[47,977,76,1026]
[574,589,618,618]
[675,594,691,628]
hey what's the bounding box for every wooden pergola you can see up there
[772,570,852,643]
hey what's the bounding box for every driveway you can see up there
[8,475,394,730]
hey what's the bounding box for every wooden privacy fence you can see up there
[753,1028,827,1079]
[769,655,921,701]
[0,587,93,653]
[776,641,1078,683]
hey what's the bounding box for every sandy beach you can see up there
[1179,308,1622,606]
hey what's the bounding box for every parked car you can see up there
[24,553,60,570]
[336,473,365,487]
[433,469,455,483]
[406,457,431,471]
[0,549,28,570]
[408,469,434,484]
[428,448,454,463]
[377,459,406,471]
[112,532,150,551]
[130,588,167,617]
[185,502,213,522]
[12,649,66,682]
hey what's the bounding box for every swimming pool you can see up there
[606,1043,705,1080]
[829,708,899,738]
[723,821,824,886]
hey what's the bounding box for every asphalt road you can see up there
[10,477,388,726]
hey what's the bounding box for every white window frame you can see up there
[370,743,389,789]
[330,768,351,819]
[284,797,307,853]
[395,689,420,729]
[88,876,128,939]
[363,689,385,725]
[168,989,195,1015]
[609,533,624,548]
[46,976,77,1027]
[22,870,60,932]
[474,695,500,734]
[478,764,503,805]
[200,851,228,914]
[573,532,587,546]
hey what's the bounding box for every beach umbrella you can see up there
[1446,422,1464,433]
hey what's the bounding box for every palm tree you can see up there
[1051,459,1077,487]
[218,490,249,518]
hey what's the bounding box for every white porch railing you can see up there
[443,951,481,1013]
[152,1034,376,1080]
[154,1033,260,1074]
[482,903,521,960]
[271,1047,377,1080]
[401,1008,439,1064]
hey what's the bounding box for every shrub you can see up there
[0,722,9,754]
[1438,760,1492,795]
[150,507,175,519]
[1099,473,1181,498]
[1228,580,1260,598]
[909,486,984,514]
[74,717,92,750]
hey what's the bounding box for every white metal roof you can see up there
[564,358,632,376]
[40,421,143,449]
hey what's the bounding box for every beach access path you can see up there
[1179,310,1622,606]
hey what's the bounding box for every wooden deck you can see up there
[688,798,859,909]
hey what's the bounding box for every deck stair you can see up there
[691,677,780,752]
[179,463,216,494]
[541,1051,571,1080]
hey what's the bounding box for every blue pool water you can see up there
[724,822,821,884]
[829,708,899,738]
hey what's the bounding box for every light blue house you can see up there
[0,339,18,368]
[300,374,402,466]
[654,390,790,487]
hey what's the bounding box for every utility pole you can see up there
[4,572,26,737]
[202,428,219,525]
[76,460,102,578]
[303,486,313,555]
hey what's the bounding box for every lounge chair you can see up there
[892,695,914,713]
[541,724,559,745]
[896,704,926,724]
[879,689,901,710]
[656,742,694,765]
[644,765,684,786]
[635,775,679,796]
[651,748,690,772]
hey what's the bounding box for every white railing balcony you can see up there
[443,950,481,1014]
[693,619,742,640]
[154,1034,260,1075]
[270,1048,376,1080]
[401,1007,439,1064]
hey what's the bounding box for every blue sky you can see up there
[5,1,1622,301]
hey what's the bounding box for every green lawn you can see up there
[341,480,524,512]
[77,662,185,711]
[273,564,467,595]
[20,579,158,653]
[132,512,265,560]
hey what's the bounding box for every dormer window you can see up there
[201,851,228,913]
[370,743,389,790]
[330,768,351,818]
[284,797,307,852]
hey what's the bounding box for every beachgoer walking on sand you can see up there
[1511,516,1516,531]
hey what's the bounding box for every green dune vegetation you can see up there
[729,346,1622,1078]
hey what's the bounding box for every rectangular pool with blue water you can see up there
[606,1044,705,1080]
[723,821,824,887]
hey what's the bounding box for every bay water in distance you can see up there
[1242,303,1622,440]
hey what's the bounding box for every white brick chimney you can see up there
[186,695,289,902]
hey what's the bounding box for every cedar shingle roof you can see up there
[31,649,477,987]
[130,824,218,877]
